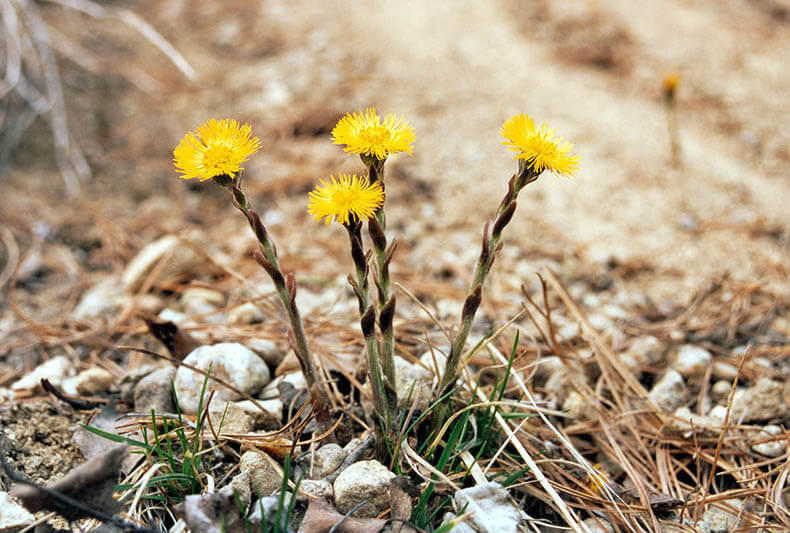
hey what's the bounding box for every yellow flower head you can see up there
[308,174,385,226]
[331,108,415,160]
[174,119,261,181]
[662,72,680,92]
[501,113,580,178]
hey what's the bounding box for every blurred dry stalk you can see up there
[0,0,195,195]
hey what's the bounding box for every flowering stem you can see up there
[344,221,391,430]
[362,155,398,408]
[432,165,540,430]
[220,180,323,400]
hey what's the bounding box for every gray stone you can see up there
[0,491,34,530]
[73,276,130,319]
[304,443,346,479]
[454,482,522,533]
[710,380,732,402]
[669,407,725,440]
[11,355,74,392]
[208,401,258,434]
[394,356,434,410]
[751,425,785,457]
[711,360,738,380]
[174,343,270,414]
[562,391,592,421]
[248,338,287,367]
[669,345,712,377]
[730,378,786,423]
[230,470,252,508]
[233,399,283,430]
[625,336,665,370]
[702,500,741,533]
[181,287,224,316]
[333,460,395,517]
[134,366,176,413]
[248,492,293,531]
[74,367,115,395]
[296,479,333,502]
[121,232,214,293]
[649,370,687,412]
[119,364,159,405]
[240,451,282,498]
[227,302,265,325]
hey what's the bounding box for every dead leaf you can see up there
[299,500,386,533]
[143,314,202,359]
[6,445,133,525]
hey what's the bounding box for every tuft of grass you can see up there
[85,365,213,508]
[411,334,534,530]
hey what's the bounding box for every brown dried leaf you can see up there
[299,500,386,533]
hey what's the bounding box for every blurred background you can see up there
[2,0,789,319]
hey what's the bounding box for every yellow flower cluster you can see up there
[308,174,385,226]
[501,113,580,178]
[173,119,261,181]
[331,108,415,160]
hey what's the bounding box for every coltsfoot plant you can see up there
[172,109,579,457]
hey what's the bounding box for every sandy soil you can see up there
[5,0,788,300]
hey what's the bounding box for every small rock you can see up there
[333,460,395,517]
[248,338,287,367]
[296,479,333,502]
[669,345,712,377]
[394,357,434,410]
[174,343,270,414]
[710,380,732,402]
[562,391,592,420]
[230,470,252,508]
[454,482,522,533]
[73,276,130,319]
[231,399,283,430]
[669,407,724,439]
[587,313,613,331]
[181,287,224,316]
[729,378,787,423]
[74,367,115,395]
[558,322,580,341]
[135,293,165,314]
[262,372,307,398]
[582,516,615,533]
[248,492,294,532]
[304,443,346,479]
[702,500,741,533]
[708,405,730,422]
[12,355,74,392]
[419,349,448,379]
[119,365,159,405]
[134,366,177,413]
[627,336,665,367]
[543,362,585,401]
[158,308,189,325]
[649,370,687,412]
[0,491,35,530]
[712,360,738,380]
[208,401,258,434]
[275,351,302,377]
[227,302,265,325]
[122,232,214,293]
[751,425,785,457]
[296,288,344,316]
[240,451,282,498]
